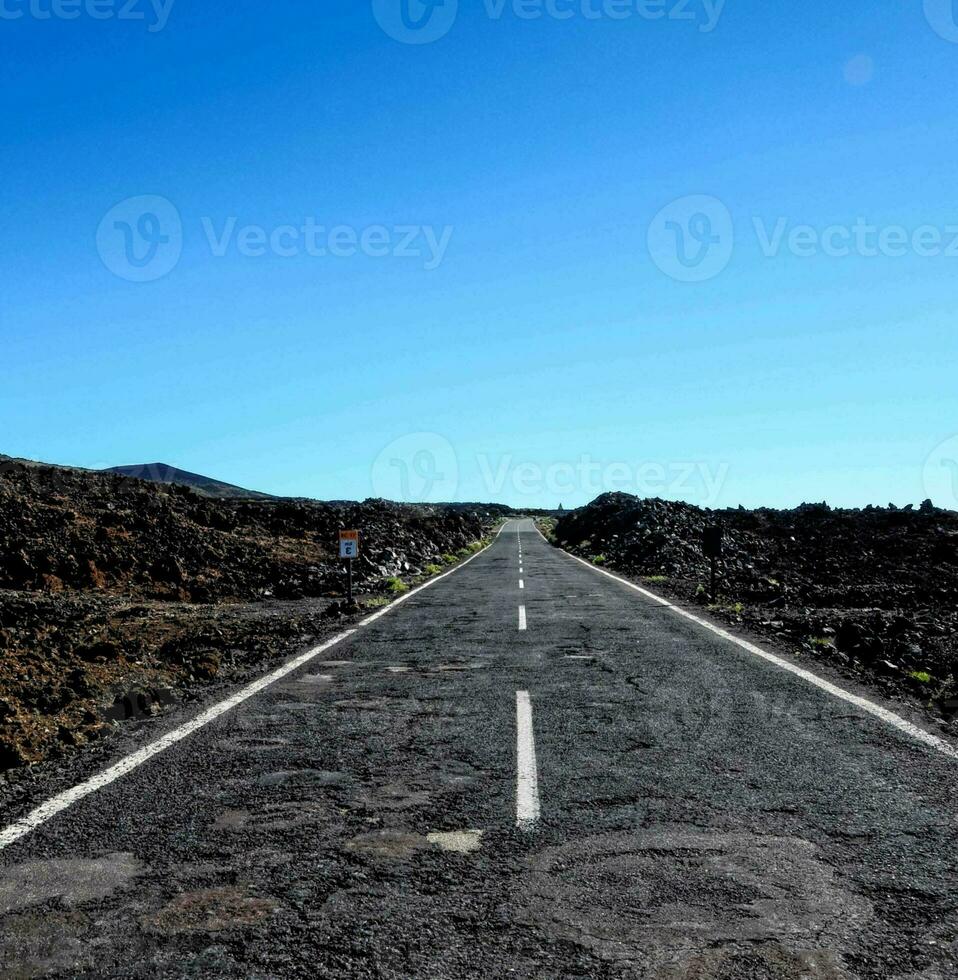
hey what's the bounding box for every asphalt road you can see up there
[1,519,956,979]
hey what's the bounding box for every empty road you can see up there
[1,519,956,978]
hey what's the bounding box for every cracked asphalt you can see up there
[0,519,956,979]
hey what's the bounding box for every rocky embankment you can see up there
[551,493,958,728]
[0,460,505,772]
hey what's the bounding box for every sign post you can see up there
[339,530,360,606]
[702,525,723,604]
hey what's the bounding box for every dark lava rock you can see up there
[0,463,508,603]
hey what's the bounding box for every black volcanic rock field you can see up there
[551,493,958,728]
[0,460,504,772]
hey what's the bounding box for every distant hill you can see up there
[104,463,273,499]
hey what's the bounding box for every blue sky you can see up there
[2,0,957,509]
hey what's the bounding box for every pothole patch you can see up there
[437,760,484,790]
[221,735,289,752]
[654,945,854,979]
[213,809,251,831]
[516,828,872,971]
[334,697,394,712]
[345,830,429,860]
[427,830,483,854]
[254,768,349,788]
[0,909,91,977]
[353,781,433,813]
[0,853,143,913]
[142,886,279,935]
[273,701,319,711]
[213,803,328,832]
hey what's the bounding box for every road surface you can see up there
[1,519,956,978]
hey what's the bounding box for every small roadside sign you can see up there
[702,525,723,603]
[702,526,723,559]
[339,530,360,560]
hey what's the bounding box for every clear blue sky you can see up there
[2,1,957,509]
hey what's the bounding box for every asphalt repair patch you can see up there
[515,828,871,976]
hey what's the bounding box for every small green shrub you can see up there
[441,553,457,565]
[454,539,487,559]
[424,563,443,576]
[385,577,408,594]
[644,575,668,584]
[591,554,606,565]
[363,596,390,609]
[909,670,932,684]
[537,518,557,539]
[810,636,834,648]
[709,602,744,615]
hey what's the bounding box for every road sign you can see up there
[702,526,723,603]
[702,526,723,559]
[339,530,360,560]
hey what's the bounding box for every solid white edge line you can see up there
[516,690,541,828]
[518,605,527,630]
[0,520,516,853]
[533,524,958,763]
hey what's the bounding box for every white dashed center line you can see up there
[518,605,527,630]
[515,690,541,829]
[519,579,524,589]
